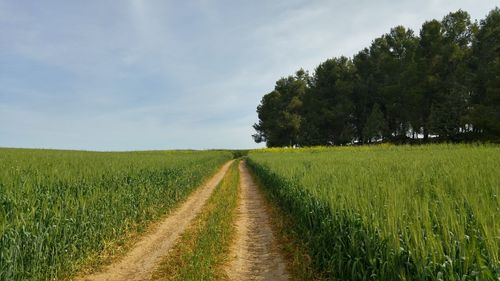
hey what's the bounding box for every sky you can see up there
[0,0,497,151]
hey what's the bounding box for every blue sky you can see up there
[0,0,497,150]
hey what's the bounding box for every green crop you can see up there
[248,144,500,280]
[0,148,231,281]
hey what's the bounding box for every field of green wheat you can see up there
[0,148,232,281]
[248,144,500,280]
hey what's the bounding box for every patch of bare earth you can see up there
[224,161,290,281]
[76,160,233,281]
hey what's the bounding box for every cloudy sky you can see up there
[0,0,497,150]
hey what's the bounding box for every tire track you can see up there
[225,161,290,281]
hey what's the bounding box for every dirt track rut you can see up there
[77,160,233,281]
[225,161,290,281]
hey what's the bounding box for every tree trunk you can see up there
[423,127,429,140]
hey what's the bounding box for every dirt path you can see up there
[225,161,290,281]
[77,160,233,281]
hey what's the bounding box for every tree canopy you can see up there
[253,8,500,147]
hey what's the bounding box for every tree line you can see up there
[253,8,500,147]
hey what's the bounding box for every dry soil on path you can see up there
[77,160,233,281]
[224,161,290,281]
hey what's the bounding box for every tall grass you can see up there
[248,144,499,280]
[0,148,232,281]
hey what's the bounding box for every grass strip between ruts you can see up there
[151,160,240,281]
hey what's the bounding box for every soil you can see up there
[224,161,290,281]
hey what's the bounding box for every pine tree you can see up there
[362,104,387,143]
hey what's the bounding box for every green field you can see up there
[2,145,499,281]
[248,144,500,280]
[0,148,232,281]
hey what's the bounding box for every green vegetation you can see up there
[248,144,500,280]
[252,173,322,281]
[152,160,239,281]
[231,149,250,159]
[0,148,232,281]
[253,8,500,147]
